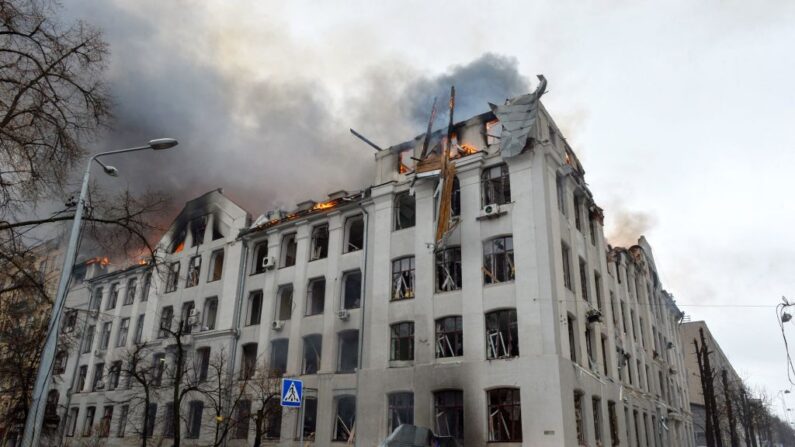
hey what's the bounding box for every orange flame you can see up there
[460,143,478,155]
[86,256,110,267]
[312,201,336,211]
[174,241,185,253]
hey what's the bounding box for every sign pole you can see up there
[299,393,305,446]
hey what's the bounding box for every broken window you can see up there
[556,173,567,215]
[107,283,119,309]
[66,407,79,436]
[338,330,358,373]
[574,391,586,445]
[433,249,461,295]
[107,361,121,390]
[277,285,293,320]
[601,335,609,376]
[203,297,218,331]
[62,310,77,333]
[579,258,589,302]
[241,343,257,379]
[585,326,595,369]
[133,314,145,344]
[608,401,619,446]
[76,365,87,392]
[45,390,59,418]
[574,195,583,230]
[116,317,129,347]
[485,309,519,359]
[568,314,578,363]
[253,241,269,274]
[593,397,603,445]
[443,175,458,219]
[124,278,136,305]
[247,291,263,326]
[141,272,151,302]
[196,347,210,382]
[82,325,95,353]
[390,322,414,361]
[171,227,186,253]
[152,353,166,386]
[344,216,364,253]
[143,403,157,438]
[388,392,414,433]
[435,316,463,358]
[208,249,224,282]
[342,270,361,309]
[165,261,180,293]
[333,396,356,442]
[434,390,464,441]
[270,339,288,375]
[392,256,415,300]
[483,236,514,284]
[235,400,251,439]
[190,216,207,247]
[99,321,112,350]
[98,405,112,437]
[181,300,195,333]
[394,192,415,230]
[186,255,201,288]
[487,388,522,442]
[398,148,415,174]
[159,306,174,338]
[303,396,318,440]
[82,406,96,437]
[212,213,227,240]
[486,119,502,145]
[305,278,325,316]
[92,362,104,391]
[302,334,322,374]
[187,401,204,439]
[280,233,297,267]
[482,164,511,206]
[310,224,329,261]
[54,350,67,374]
[90,286,103,311]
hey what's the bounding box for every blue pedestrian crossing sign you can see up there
[280,378,303,408]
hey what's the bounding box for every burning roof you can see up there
[244,190,367,236]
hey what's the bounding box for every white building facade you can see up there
[52,92,694,446]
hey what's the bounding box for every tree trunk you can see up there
[700,329,724,447]
[695,339,716,447]
[253,408,264,447]
[172,336,184,447]
[721,369,739,447]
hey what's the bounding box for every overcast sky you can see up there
[64,0,795,416]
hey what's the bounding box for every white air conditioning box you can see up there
[262,256,276,270]
[271,320,284,331]
[480,203,500,218]
[337,309,350,321]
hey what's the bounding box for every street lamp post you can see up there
[20,139,178,447]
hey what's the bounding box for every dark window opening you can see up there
[451,176,461,217]
[593,397,603,445]
[143,403,157,438]
[90,287,102,311]
[482,164,511,206]
[487,388,522,442]
[579,258,589,302]
[107,283,119,309]
[270,339,288,376]
[124,278,136,305]
[306,278,325,316]
[253,242,269,274]
[574,195,583,230]
[277,285,293,320]
[241,343,257,379]
[82,406,95,437]
[152,354,165,386]
[190,216,208,247]
[141,272,151,302]
[556,174,567,215]
[390,322,414,361]
[338,330,358,373]
[181,301,195,333]
[264,400,282,439]
[280,233,297,267]
[608,401,619,446]
[92,362,104,391]
[575,392,585,445]
[235,400,251,439]
[435,316,463,358]
[568,315,578,363]
[303,397,318,440]
[392,257,415,300]
[343,270,361,309]
[165,262,180,293]
[310,224,329,261]
[196,347,210,382]
[187,401,204,438]
[302,334,322,375]
[171,228,186,254]
[247,291,262,326]
[345,216,364,253]
[186,255,201,288]
[98,406,112,437]
[203,297,218,331]
[388,392,414,433]
[436,247,462,292]
[159,306,174,338]
[394,192,415,230]
[483,236,514,284]
[434,390,463,441]
[208,249,224,282]
[333,396,356,442]
[486,309,519,359]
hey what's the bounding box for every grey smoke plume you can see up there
[65,2,534,219]
[606,209,658,248]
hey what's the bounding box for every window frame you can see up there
[165,261,180,293]
[393,191,416,231]
[302,334,322,375]
[252,241,269,274]
[337,330,358,373]
[387,392,414,432]
[344,215,364,253]
[483,236,514,284]
[309,223,329,261]
[342,270,362,310]
[435,246,462,292]
[247,291,263,326]
[186,255,201,288]
[208,249,224,282]
[390,321,415,361]
[485,309,519,359]
[305,277,325,316]
[391,256,415,301]
[433,389,464,441]
[123,278,137,305]
[435,316,463,358]
[487,388,522,442]
[481,163,511,206]
[276,284,293,321]
[280,233,297,268]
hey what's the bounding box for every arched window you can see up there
[487,388,522,441]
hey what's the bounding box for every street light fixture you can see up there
[20,138,179,447]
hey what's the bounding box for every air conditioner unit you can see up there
[480,203,500,218]
[192,257,201,267]
[271,320,284,331]
[337,309,350,321]
[262,256,276,270]
[93,349,104,357]
[188,308,200,319]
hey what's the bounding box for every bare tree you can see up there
[0,0,110,210]
[196,349,249,447]
[114,341,164,447]
[246,360,283,447]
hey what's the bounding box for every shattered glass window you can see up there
[306,278,325,316]
[483,236,514,284]
[280,233,297,267]
[392,257,415,300]
[302,334,322,375]
[398,148,415,174]
[394,192,415,230]
[485,309,519,359]
[277,285,293,321]
[334,396,356,442]
[388,392,414,433]
[390,322,414,361]
[342,271,361,310]
[190,216,207,247]
[345,216,364,252]
[186,255,201,288]
[436,247,462,292]
[481,164,511,206]
[310,224,329,261]
[434,390,464,441]
[337,330,358,373]
[435,316,463,358]
[487,388,522,442]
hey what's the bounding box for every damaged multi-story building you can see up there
[52,76,694,446]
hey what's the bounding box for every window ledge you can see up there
[483,280,515,288]
[476,209,508,221]
[389,360,414,368]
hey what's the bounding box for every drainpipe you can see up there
[354,202,369,447]
[222,238,249,447]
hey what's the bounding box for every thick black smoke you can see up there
[65,2,535,219]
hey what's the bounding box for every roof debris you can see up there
[488,74,547,158]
